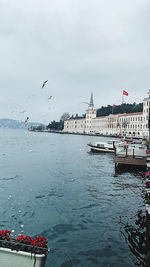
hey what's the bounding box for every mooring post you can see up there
[133,148,134,158]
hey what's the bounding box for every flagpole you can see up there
[122,93,124,104]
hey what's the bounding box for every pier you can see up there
[114,143,147,169]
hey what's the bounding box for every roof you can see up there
[65,117,85,121]
[118,112,143,117]
[93,116,107,119]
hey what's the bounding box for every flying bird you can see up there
[25,117,29,123]
[42,80,48,89]
[48,96,52,99]
[82,102,90,106]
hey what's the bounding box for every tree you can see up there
[97,103,143,117]
[46,112,70,131]
[60,112,70,122]
[47,120,63,130]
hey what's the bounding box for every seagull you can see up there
[42,80,48,89]
[82,102,90,106]
[48,96,52,99]
[25,117,29,123]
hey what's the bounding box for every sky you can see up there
[0,0,150,124]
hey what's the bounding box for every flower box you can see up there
[0,230,49,267]
[0,247,47,267]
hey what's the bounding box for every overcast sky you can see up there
[0,0,150,123]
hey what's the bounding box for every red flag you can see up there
[113,105,117,108]
[123,90,128,96]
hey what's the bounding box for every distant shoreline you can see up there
[28,129,118,138]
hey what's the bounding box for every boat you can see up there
[88,140,117,153]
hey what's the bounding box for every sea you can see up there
[0,129,148,266]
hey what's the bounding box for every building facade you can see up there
[63,91,150,137]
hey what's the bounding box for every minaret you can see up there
[90,91,94,107]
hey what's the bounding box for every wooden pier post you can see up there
[133,149,135,158]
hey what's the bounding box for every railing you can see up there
[115,145,146,157]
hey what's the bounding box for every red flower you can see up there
[0,230,5,237]
[31,239,37,246]
[25,235,32,243]
[4,230,11,235]
[16,235,24,242]
[30,236,47,247]
[0,229,11,239]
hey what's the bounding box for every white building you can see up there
[118,112,145,137]
[63,91,150,138]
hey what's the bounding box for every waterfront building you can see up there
[118,112,145,137]
[64,117,86,134]
[63,91,150,138]
[85,92,97,134]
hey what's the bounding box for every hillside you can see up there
[0,119,42,129]
[97,103,143,117]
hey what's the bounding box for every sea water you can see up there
[0,129,147,266]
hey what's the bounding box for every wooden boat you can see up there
[88,140,116,153]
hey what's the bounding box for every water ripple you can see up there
[0,174,18,181]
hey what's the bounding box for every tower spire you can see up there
[90,91,94,107]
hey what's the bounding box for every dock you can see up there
[114,143,147,168]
